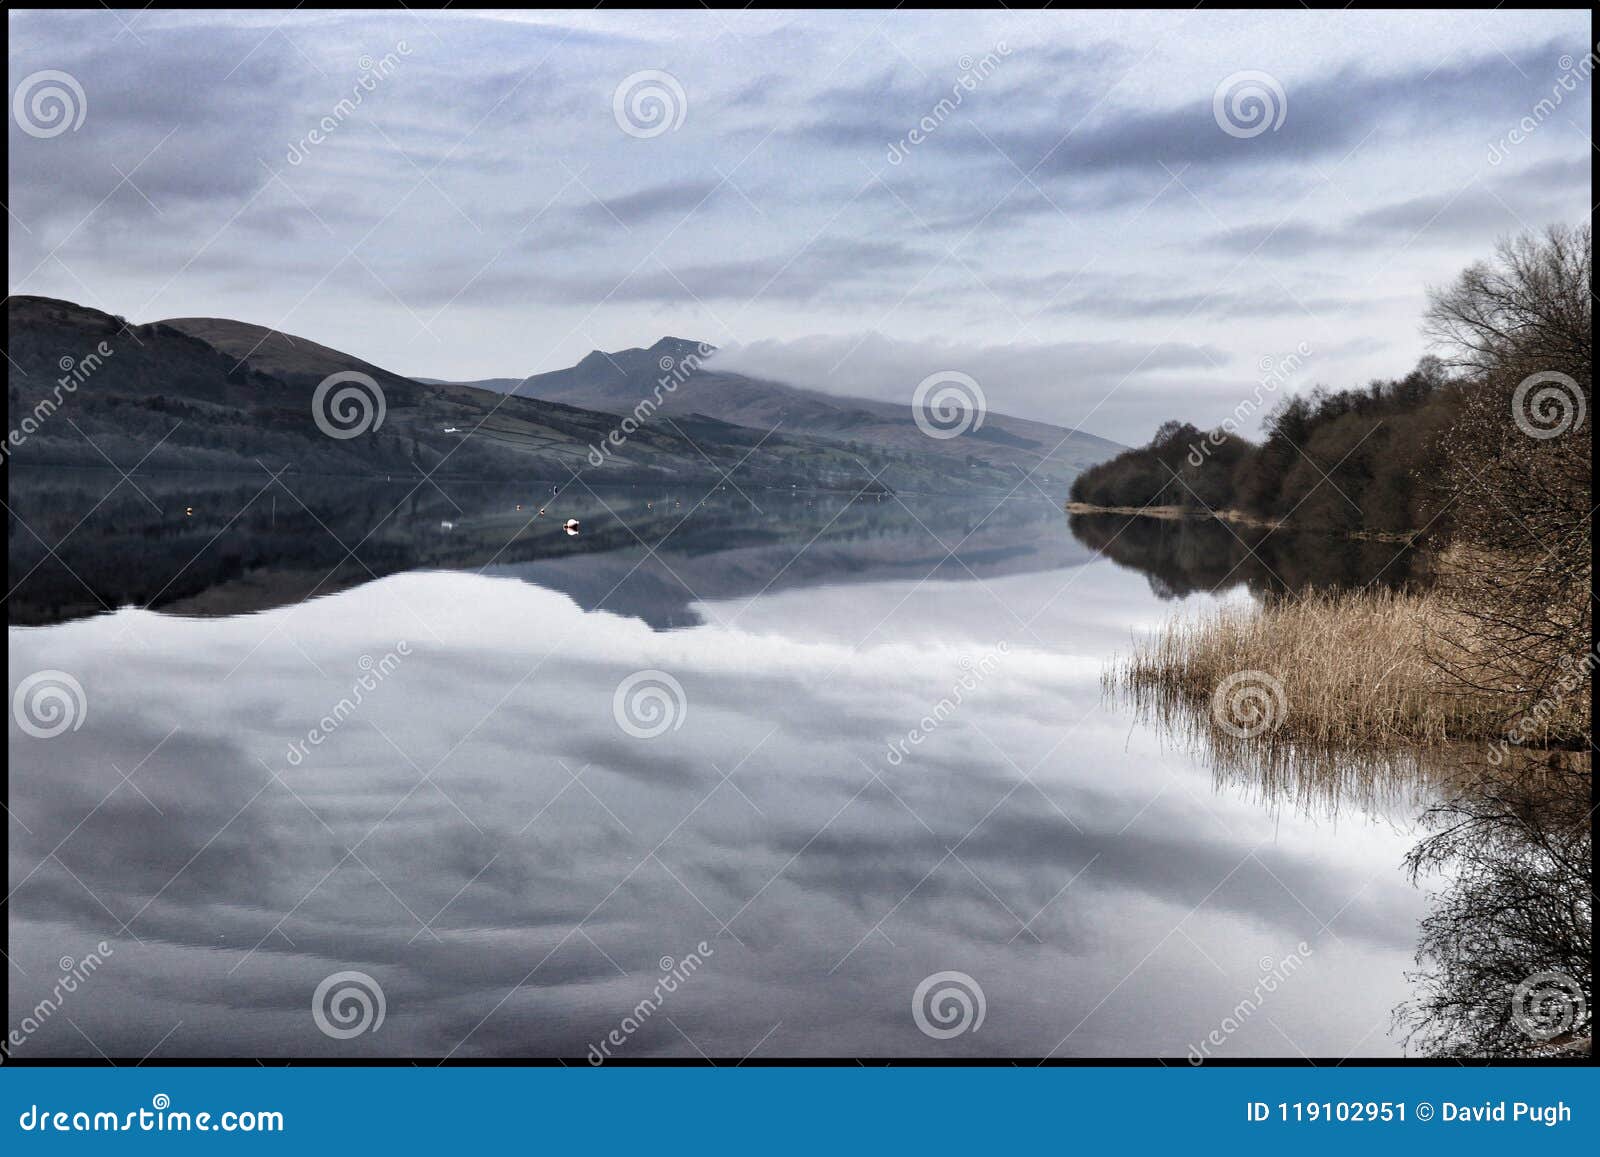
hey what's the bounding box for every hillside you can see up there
[7,298,1097,494]
[424,336,1125,492]
[6,299,1126,499]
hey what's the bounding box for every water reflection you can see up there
[8,469,1095,628]
[9,565,1431,1059]
[1078,513,1592,1059]
[5,473,1572,1059]
[1112,666,1444,825]
[1066,512,1428,599]
[1112,668,1590,1058]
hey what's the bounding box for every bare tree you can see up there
[1424,224,1592,376]
[1400,753,1591,1057]
[1424,225,1592,744]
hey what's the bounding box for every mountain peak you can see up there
[651,336,714,358]
[574,339,710,372]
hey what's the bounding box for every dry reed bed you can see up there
[1107,588,1509,751]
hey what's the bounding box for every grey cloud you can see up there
[801,38,1586,191]
[1508,155,1591,188]
[7,9,1591,423]
[1206,170,1590,258]
[404,235,934,310]
[709,331,1230,436]
[1048,286,1375,322]
[575,178,724,228]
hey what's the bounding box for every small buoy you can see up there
[563,518,580,531]
[538,507,546,516]
[185,506,193,517]
[516,504,523,511]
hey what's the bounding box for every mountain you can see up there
[2,299,937,492]
[429,336,1126,490]
[7,298,1121,496]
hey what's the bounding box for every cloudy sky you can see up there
[8,9,1592,442]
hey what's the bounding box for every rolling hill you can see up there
[0,300,899,491]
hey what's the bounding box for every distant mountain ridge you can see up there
[6,297,767,484]
[426,337,1125,491]
[8,297,1122,496]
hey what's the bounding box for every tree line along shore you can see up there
[1090,224,1591,761]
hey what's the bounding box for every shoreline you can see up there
[1063,502,1422,544]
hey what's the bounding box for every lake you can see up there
[7,470,1441,1059]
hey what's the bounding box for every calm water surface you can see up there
[8,473,1434,1058]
